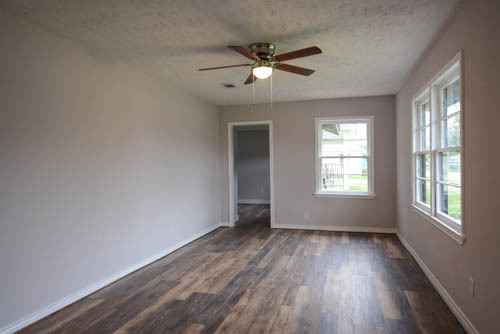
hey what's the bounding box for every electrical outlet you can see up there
[260,187,264,193]
[469,276,474,298]
[304,211,310,220]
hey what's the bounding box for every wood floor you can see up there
[20,204,464,334]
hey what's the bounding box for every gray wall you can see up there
[0,12,220,330]
[395,0,500,332]
[236,129,270,203]
[220,96,397,229]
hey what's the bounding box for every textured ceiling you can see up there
[0,0,459,106]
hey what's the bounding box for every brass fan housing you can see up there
[249,43,276,61]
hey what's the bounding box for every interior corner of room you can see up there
[1,1,499,333]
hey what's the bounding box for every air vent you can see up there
[221,83,236,88]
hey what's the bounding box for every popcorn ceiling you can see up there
[0,0,459,105]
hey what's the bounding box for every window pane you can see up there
[416,154,430,180]
[321,139,367,156]
[442,79,460,118]
[416,179,431,206]
[321,158,368,192]
[321,122,367,140]
[438,184,461,221]
[441,113,460,148]
[321,122,368,156]
[420,126,430,151]
[438,151,461,186]
[420,102,430,127]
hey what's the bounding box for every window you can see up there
[315,116,374,197]
[412,52,463,242]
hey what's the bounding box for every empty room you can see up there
[0,0,499,333]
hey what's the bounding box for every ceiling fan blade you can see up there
[276,63,315,76]
[275,46,322,62]
[244,73,257,85]
[199,64,252,71]
[228,45,260,62]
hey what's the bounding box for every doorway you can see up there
[228,121,274,228]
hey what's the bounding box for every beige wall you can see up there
[0,12,220,330]
[395,0,500,332]
[220,96,397,229]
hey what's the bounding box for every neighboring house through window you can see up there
[315,116,374,198]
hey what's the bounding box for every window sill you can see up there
[313,192,376,199]
[411,204,465,245]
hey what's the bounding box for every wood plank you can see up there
[405,290,466,334]
[18,204,465,334]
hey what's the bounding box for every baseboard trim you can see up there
[0,223,221,334]
[238,199,270,205]
[219,221,230,227]
[397,232,478,334]
[274,224,396,234]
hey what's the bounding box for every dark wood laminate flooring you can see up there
[19,204,465,334]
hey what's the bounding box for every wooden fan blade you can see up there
[199,64,251,71]
[244,73,257,85]
[275,46,322,62]
[228,45,260,62]
[276,63,315,76]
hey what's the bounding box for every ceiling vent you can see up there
[221,83,236,88]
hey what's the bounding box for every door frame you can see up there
[227,120,275,228]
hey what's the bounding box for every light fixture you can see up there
[252,66,273,79]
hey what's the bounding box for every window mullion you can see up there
[430,83,437,217]
[319,155,368,159]
[436,146,461,153]
[436,180,461,187]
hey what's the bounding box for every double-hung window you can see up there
[315,116,374,197]
[414,97,431,208]
[412,52,463,242]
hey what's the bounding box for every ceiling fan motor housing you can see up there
[249,43,276,62]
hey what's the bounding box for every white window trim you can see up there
[314,116,375,198]
[410,51,465,244]
[412,90,431,214]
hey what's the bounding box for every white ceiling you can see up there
[0,0,460,106]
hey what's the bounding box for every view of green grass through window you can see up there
[437,79,461,220]
[416,154,431,206]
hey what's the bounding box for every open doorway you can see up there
[228,121,274,228]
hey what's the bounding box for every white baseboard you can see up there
[219,221,230,227]
[397,232,478,334]
[0,223,221,334]
[274,224,396,234]
[238,199,270,205]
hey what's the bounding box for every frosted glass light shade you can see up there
[252,66,272,79]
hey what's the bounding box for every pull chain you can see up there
[270,69,273,107]
[252,73,255,106]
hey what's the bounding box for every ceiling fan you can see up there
[199,43,322,85]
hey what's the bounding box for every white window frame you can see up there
[314,116,375,199]
[413,91,431,213]
[411,51,465,244]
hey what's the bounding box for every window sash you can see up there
[315,117,373,195]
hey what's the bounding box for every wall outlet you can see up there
[304,211,310,220]
[469,276,474,298]
[260,187,264,193]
